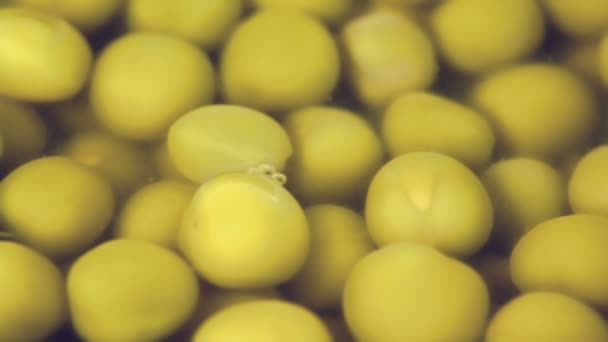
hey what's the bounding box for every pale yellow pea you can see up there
[283,106,384,204]
[114,179,197,250]
[382,91,495,171]
[343,243,489,342]
[67,239,200,341]
[472,63,598,162]
[192,300,332,342]
[178,172,309,289]
[167,104,292,183]
[90,32,215,141]
[56,130,156,201]
[127,0,243,49]
[0,7,92,101]
[0,241,67,341]
[0,156,115,259]
[287,204,375,310]
[482,158,567,245]
[486,292,608,342]
[220,8,340,114]
[365,152,493,258]
[510,214,608,307]
[430,0,545,74]
[340,7,438,111]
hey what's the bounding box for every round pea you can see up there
[0,156,115,259]
[283,106,383,203]
[472,63,598,161]
[510,214,608,307]
[178,172,309,289]
[57,130,156,201]
[430,0,545,74]
[0,241,67,341]
[343,243,489,341]
[482,158,567,245]
[365,152,493,257]
[0,7,92,101]
[287,204,375,310]
[220,8,340,114]
[340,7,437,111]
[167,104,292,183]
[68,239,199,341]
[486,292,608,342]
[127,0,243,49]
[90,32,215,141]
[114,180,197,250]
[382,91,495,171]
[192,300,332,342]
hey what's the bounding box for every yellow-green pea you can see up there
[287,204,375,310]
[340,7,437,112]
[12,0,124,32]
[57,130,156,201]
[178,172,309,289]
[114,180,197,250]
[220,8,340,114]
[0,7,92,101]
[283,106,383,204]
[430,0,544,74]
[0,242,67,341]
[252,0,353,25]
[343,243,489,341]
[0,97,47,168]
[167,104,292,184]
[67,239,199,341]
[482,158,567,245]
[127,0,243,50]
[486,292,608,342]
[568,145,608,217]
[192,300,332,342]
[90,32,215,141]
[0,156,115,259]
[382,91,495,171]
[472,63,598,162]
[365,152,493,258]
[541,0,608,38]
[510,214,608,307]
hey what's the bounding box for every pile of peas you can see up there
[1,0,608,341]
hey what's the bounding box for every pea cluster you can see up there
[1,1,608,341]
